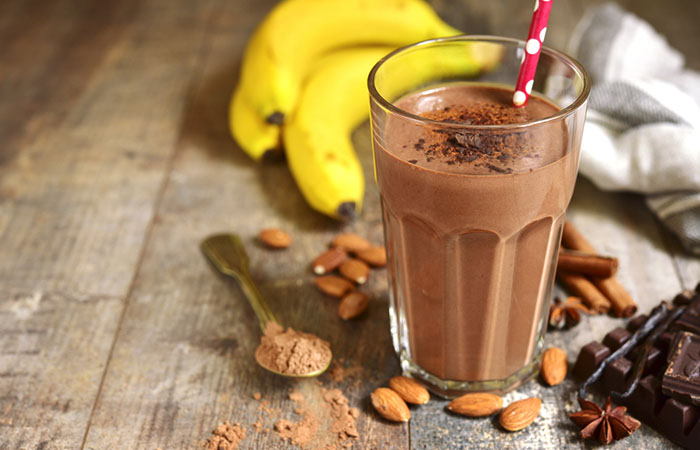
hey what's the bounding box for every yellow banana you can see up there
[284,41,504,220]
[230,85,281,161]
[284,47,395,219]
[230,0,460,160]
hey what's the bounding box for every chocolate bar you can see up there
[662,331,700,407]
[573,285,700,449]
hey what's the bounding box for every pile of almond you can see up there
[370,376,430,422]
[258,228,386,320]
[312,233,386,320]
[371,347,569,432]
[447,394,542,431]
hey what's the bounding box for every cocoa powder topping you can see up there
[415,103,540,173]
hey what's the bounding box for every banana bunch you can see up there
[230,0,498,219]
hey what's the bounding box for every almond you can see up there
[314,275,354,298]
[338,292,369,320]
[356,246,387,267]
[332,233,372,253]
[499,397,541,431]
[388,376,430,405]
[339,258,370,284]
[312,247,348,275]
[540,347,567,386]
[259,228,291,248]
[370,387,410,422]
[446,393,502,417]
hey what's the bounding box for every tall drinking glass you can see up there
[368,36,590,396]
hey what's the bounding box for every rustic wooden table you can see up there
[1,0,699,448]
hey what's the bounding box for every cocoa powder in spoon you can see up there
[254,322,331,375]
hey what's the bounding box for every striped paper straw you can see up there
[512,0,553,107]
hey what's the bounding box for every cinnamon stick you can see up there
[557,250,618,278]
[557,271,611,314]
[595,277,638,318]
[561,222,637,318]
[562,222,596,253]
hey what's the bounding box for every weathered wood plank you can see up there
[0,0,220,447]
[2,0,697,448]
[81,0,406,448]
[85,0,699,448]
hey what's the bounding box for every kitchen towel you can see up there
[567,2,700,255]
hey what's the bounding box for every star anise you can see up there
[570,397,641,445]
[549,296,590,329]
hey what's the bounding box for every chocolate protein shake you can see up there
[373,83,580,389]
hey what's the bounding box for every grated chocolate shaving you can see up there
[412,103,540,173]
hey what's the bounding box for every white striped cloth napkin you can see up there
[568,2,700,255]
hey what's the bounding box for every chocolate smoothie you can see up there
[374,83,579,386]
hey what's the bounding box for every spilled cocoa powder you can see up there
[323,388,360,443]
[274,388,359,449]
[205,325,358,447]
[210,385,359,449]
[203,421,246,450]
[255,322,332,375]
[274,390,319,448]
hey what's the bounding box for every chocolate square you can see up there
[674,310,700,334]
[662,331,700,406]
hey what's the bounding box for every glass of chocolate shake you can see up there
[368,36,590,396]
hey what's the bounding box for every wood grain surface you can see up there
[0,0,698,449]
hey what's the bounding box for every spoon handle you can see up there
[201,234,277,331]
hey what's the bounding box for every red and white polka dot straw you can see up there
[512,0,553,107]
